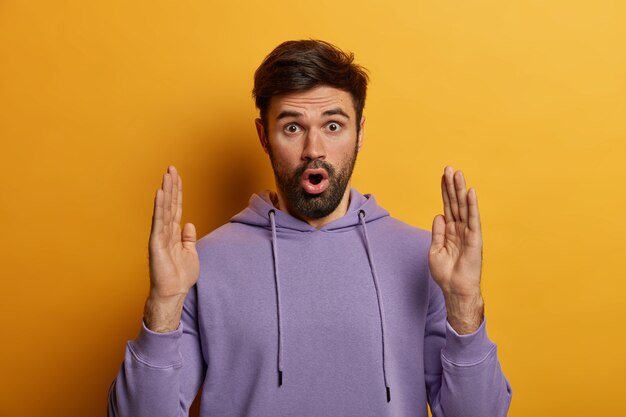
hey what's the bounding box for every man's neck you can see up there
[272,184,352,229]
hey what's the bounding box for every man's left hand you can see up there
[429,166,484,334]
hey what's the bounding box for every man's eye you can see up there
[326,122,341,132]
[284,124,301,134]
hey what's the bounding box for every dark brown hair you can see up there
[253,40,369,133]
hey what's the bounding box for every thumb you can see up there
[181,223,197,249]
[430,215,446,253]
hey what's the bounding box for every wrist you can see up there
[443,292,484,335]
[143,292,187,333]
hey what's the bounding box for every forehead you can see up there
[267,85,355,118]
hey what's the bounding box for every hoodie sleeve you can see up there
[107,286,205,417]
[424,279,512,417]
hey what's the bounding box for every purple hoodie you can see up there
[108,189,512,416]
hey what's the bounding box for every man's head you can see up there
[252,40,369,224]
[253,40,369,136]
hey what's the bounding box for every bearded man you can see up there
[108,40,512,417]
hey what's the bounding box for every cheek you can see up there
[268,144,301,169]
[330,135,358,156]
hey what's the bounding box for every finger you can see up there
[444,166,459,221]
[150,188,164,236]
[468,188,482,232]
[169,166,179,227]
[174,173,183,226]
[430,214,446,252]
[441,175,453,221]
[182,223,197,249]
[162,172,173,228]
[454,170,468,224]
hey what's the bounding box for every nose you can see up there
[301,128,326,161]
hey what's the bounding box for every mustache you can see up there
[294,160,336,178]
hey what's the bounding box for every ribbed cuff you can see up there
[441,319,496,366]
[127,321,184,367]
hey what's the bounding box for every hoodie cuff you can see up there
[127,321,183,367]
[441,319,496,366]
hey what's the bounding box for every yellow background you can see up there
[1,1,625,416]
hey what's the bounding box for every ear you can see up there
[255,118,269,154]
[357,116,366,151]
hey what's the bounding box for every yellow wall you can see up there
[1,1,625,416]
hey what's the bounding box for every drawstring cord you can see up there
[268,209,284,386]
[267,208,390,402]
[359,210,391,402]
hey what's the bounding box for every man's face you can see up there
[255,85,364,220]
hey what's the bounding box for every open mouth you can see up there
[301,168,329,194]
[308,173,324,185]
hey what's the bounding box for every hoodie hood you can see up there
[230,188,390,232]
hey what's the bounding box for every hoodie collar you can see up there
[230,188,389,231]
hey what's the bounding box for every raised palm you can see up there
[429,167,483,300]
[148,166,199,300]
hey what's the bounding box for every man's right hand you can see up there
[143,166,199,332]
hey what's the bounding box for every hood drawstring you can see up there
[268,209,284,387]
[359,210,391,402]
[266,208,390,403]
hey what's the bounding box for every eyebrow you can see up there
[322,108,350,119]
[276,110,303,120]
[275,107,351,121]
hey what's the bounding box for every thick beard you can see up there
[269,146,358,220]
